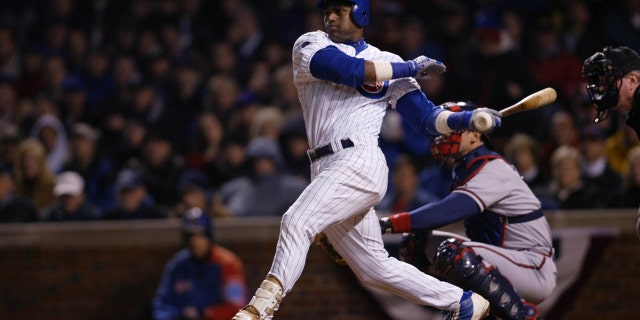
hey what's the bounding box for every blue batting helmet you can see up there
[317,0,370,27]
[182,207,213,241]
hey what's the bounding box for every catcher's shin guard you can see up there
[434,238,538,320]
[233,277,283,320]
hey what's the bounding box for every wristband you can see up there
[389,212,411,233]
[373,61,393,82]
[373,61,416,82]
[445,111,472,132]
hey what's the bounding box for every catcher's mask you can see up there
[430,102,493,161]
[582,46,640,123]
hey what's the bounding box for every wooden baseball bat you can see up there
[473,87,557,132]
[499,87,557,117]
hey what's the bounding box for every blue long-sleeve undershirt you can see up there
[310,46,365,87]
[310,47,444,138]
[395,90,443,137]
[408,192,480,231]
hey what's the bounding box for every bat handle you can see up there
[472,111,494,133]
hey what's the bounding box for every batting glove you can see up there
[468,108,502,133]
[390,56,446,79]
[409,56,446,79]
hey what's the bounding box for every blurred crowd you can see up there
[1,0,640,223]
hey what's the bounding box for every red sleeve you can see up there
[203,246,248,320]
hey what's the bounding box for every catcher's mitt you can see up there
[315,232,347,265]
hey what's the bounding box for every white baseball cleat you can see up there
[232,309,259,320]
[442,291,490,320]
[233,277,283,320]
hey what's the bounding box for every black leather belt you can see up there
[308,138,354,162]
[502,209,544,224]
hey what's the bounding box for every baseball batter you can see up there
[232,1,502,319]
[380,103,557,320]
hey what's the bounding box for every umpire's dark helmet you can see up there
[582,46,640,123]
[317,0,369,27]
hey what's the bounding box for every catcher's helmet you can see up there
[430,102,493,161]
[582,46,640,122]
[317,0,369,27]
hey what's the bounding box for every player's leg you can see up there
[465,242,556,304]
[324,210,489,318]
[235,146,389,320]
[433,239,541,320]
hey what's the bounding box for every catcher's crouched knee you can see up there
[315,232,347,265]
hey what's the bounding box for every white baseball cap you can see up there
[54,171,85,196]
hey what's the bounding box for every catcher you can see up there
[376,102,557,320]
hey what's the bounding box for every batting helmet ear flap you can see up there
[317,0,369,27]
[350,0,369,27]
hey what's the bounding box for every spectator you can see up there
[562,0,606,61]
[542,145,605,209]
[452,6,537,147]
[202,73,242,129]
[172,170,231,219]
[59,74,89,127]
[82,49,115,118]
[0,124,19,172]
[0,80,19,129]
[13,138,56,216]
[29,113,69,173]
[602,0,640,52]
[218,137,306,217]
[526,13,584,106]
[248,107,284,141]
[184,111,224,169]
[103,168,166,220]
[0,168,38,223]
[503,132,551,201]
[43,171,102,221]
[152,207,248,320]
[272,64,301,117]
[398,17,444,61]
[580,125,623,207]
[539,109,581,174]
[203,134,249,190]
[618,145,640,207]
[62,122,116,210]
[14,44,46,100]
[0,25,19,80]
[169,59,205,154]
[109,119,148,169]
[42,54,69,103]
[605,116,640,176]
[377,154,439,213]
[278,115,310,182]
[137,130,185,210]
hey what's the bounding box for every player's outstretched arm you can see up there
[310,47,446,87]
[380,193,480,234]
[395,90,502,136]
[366,55,446,82]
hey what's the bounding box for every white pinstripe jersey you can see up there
[292,30,420,149]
